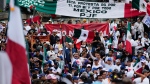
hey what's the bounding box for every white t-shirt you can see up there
[53,44,62,54]
[102,78,111,84]
[133,77,149,84]
[24,25,31,31]
[142,77,149,84]
[80,57,87,64]
[0,24,4,32]
[134,22,144,37]
[47,50,56,60]
[92,64,102,69]
[125,66,134,72]
[93,59,104,68]
[104,64,114,70]
[114,65,121,72]
[147,61,150,69]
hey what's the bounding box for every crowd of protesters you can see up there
[0,17,150,84]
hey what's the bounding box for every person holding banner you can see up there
[50,29,59,46]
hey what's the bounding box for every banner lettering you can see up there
[45,23,109,36]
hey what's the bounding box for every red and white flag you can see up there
[0,0,30,84]
[73,29,94,44]
[126,22,132,55]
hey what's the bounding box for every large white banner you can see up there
[19,0,145,18]
[56,0,125,18]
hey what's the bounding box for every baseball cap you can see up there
[94,58,98,61]
[138,35,142,38]
[81,45,86,48]
[132,56,137,60]
[140,56,146,60]
[108,69,112,72]
[39,73,45,77]
[73,76,79,80]
[80,68,86,73]
[46,74,57,80]
[34,68,39,71]
[48,68,53,71]
[59,48,63,51]
[115,59,120,63]
[141,59,146,63]
[86,64,91,68]
[68,42,73,45]
[47,60,52,64]
[53,29,58,32]
[102,68,108,71]
[107,58,112,61]
[45,41,50,45]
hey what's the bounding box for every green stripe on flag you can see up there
[36,7,56,14]
[127,22,131,31]
[35,1,57,14]
[66,36,73,43]
[132,0,140,10]
[73,29,82,38]
[109,37,112,44]
[133,58,140,67]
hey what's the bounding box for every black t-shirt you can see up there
[144,65,150,71]
[34,55,43,66]
[92,36,101,47]
[50,35,59,46]
[28,29,36,35]
[33,43,43,50]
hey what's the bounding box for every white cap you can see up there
[68,43,72,45]
[141,59,146,63]
[45,41,50,45]
[1,21,6,24]
[46,74,57,79]
[53,29,58,32]
[102,68,108,71]
[116,59,120,63]
[59,48,63,51]
[138,35,142,38]
[87,64,91,67]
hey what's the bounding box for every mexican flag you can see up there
[132,0,150,15]
[0,0,30,84]
[126,22,132,55]
[34,0,145,18]
[133,59,143,73]
[73,29,94,44]
[132,0,147,12]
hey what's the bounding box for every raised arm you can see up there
[134,71,146,82]
[89,50,96,60]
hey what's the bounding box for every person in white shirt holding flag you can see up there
[134,18,144,38]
